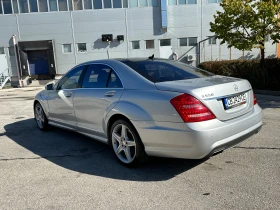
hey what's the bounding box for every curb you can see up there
[254,89,280,96]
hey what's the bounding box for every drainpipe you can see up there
[12,34,23,87]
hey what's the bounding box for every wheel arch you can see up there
[106,114,132,145]
[33,99,49,119]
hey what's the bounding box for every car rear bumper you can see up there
[132,104,262,159]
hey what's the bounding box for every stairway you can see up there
[0,68,10,89]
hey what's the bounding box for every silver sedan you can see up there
[34,58,263,167]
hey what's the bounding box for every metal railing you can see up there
[0,68,10,89]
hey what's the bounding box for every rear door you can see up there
[73,64,124,139]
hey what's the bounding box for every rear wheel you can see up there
[110,119,146,167]
[34,102,48,131]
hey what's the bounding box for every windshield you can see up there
[121,60,214,83]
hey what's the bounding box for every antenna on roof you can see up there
[148,54,154,60]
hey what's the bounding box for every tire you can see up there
[110,119,147,167]
[34,102,48,131]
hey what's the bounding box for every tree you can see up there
[210,0,280,63]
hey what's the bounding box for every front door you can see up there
[47,65,85,129]
[73,64,124,139]
[27,50,49,75]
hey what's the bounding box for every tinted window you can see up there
[121,60,214,83]
[82,64,111,88]
[108,71,122,88]
[57,66,85,90]
[82,64,122,88]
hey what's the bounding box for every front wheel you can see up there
[34,102,48,131]
[110,120,147,167]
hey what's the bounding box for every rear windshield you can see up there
[121,60,214,83]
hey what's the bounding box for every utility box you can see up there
[102,34,113,42]
[117,35,124,41]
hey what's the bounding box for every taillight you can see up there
[170,94,216,123]
[253,93,257,105]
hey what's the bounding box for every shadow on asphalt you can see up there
[256,94,280,109]
[3,119,204,181]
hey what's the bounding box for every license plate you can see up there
[223,93,247,110]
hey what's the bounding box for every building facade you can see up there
[0,0,278,86]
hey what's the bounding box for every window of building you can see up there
[29,0,38,12]
[73,0,82,10]
[38,0,48,12]
[9,47,15,56]
[188,0,196,4]
[139,0,148,7]
[265,35,270,42]
[77,43,87,53]
[188,37,197,46]
[62,44,72,53]
[58,0,68,11]
[132,41,140,49]
[19,0,29,13]
[93,0,102,9]
[178,0,186,4]
[146,40,154,49]
[208,0,221,3]
[103,0,112,8]
[160,39,171,46]
[129,0,138,8]
[84,0,92,9]
[3,0,13,14]
[123,0,128,8]
[0,48,5,54]
[12,0,19,13]
[113,0,122,8]
[149,0,157,6]
[208,36,217,45]
[0,2,3,14]
[168,0,176,5]
[49,0,58,11]
[68,0,73,10]
[179,38,188,46]
[179,37,197,46]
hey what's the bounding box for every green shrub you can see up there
[198,59,280,91]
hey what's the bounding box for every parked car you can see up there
[33,57,263,167]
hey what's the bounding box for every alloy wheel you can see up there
[112,124,137,164]
[35,103,45,129]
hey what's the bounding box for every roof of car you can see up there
[115,57,170,62]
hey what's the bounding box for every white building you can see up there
[0,0,277,87]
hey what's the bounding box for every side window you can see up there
[82,64,123,88]
[108,71,122,88]
[82,64,111,88]
[57,66,85,90]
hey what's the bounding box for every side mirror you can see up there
[45,83,54,90]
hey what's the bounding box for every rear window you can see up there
[121,60,214,83]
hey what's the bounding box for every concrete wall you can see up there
[0,0,277,77]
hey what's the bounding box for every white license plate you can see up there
[223,93,247,110]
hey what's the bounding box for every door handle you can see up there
[64,92,72,98]
[105,91,116,97]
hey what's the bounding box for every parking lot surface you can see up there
[0,87,279,210]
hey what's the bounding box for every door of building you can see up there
[27,50,50,75]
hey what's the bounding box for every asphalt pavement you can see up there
[0,87,279,210]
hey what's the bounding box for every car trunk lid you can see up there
[155,76,254,121]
